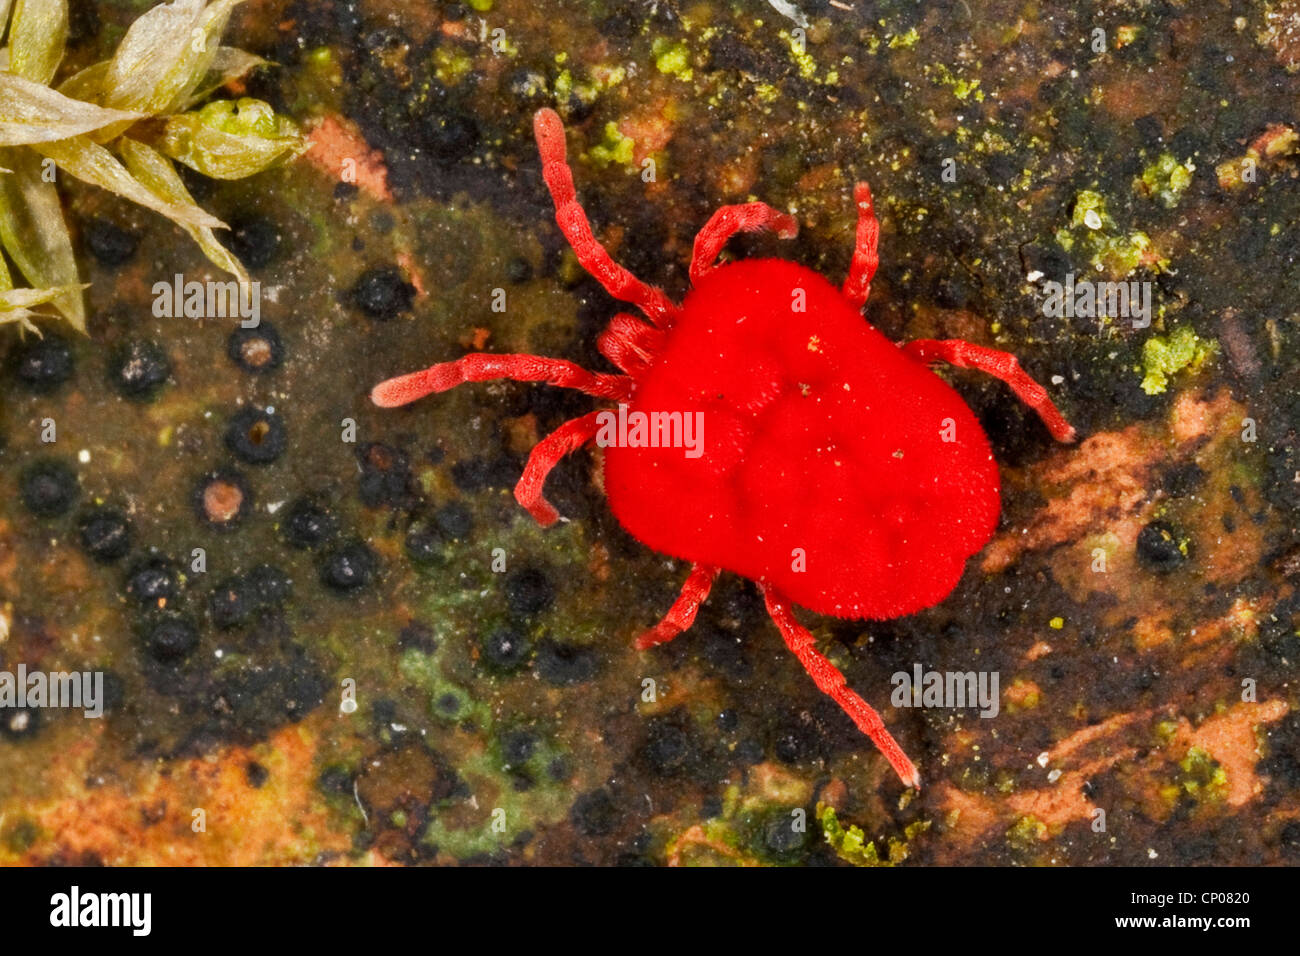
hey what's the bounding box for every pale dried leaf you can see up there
[119,136,249,284]
[183,46,269,107]
[0,148,84,331]
[37,135,226,232]
[0,0,13,47]
[162,98,301,179]
[0,283,84,310]
[102,0,244,115]
[56,61,110,102]
[0,72,143,146]
[8,0,67,84]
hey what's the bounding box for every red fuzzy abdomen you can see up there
[601,258,1001,619]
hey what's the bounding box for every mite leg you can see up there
[371,353,632,408]
[901,338,1077,443]
[636,564,719,650]
[764,587,921,790]
[689,202,798,285]
[514,411,603,526]
[841,182,880,310]
[597,313,666,376]
[534,109,677,328]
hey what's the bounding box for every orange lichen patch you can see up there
[938,784,1002,847]
[1170,388,1231,444]
[1004,679,1041,711]
[938,717,1141,848]
[1133,611,1176,651]
[982,424,1152,574]
[985,388,1260,601]
[818,777,849,811]
[17,723,348,866]
[619,100,676,170]
[1168,700,1289,807]
[304,115,393,202]
[587,540,613,583]
[1263,1,1300,71]
[394,251,427,298]
[201,477,245,524]
[714,149,760,197]
[503,412,542,456]
[1006,770,1100,833]
[440,18,475,40]
[1024,640,1054,662]
[1049,710,1147,763]
[1094,66,1181,124]
[1249,122,1300,160]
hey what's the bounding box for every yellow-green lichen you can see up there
[434,46,474,85]
[818,804,888,866]
[888,27,920,49]
[1007,814,1048,850]
[586,121,635,167]
[653,37,693,80]
[1055,190,1163,276]
[1136,153,1195,208]
[782,31,817,79]
[1165,747,1228,804]
[1140,326,1217,395]
[817,805,928,867]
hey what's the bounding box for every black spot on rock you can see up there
[77,507,131,563]
[480,625,533,673]
[1136,521,1187,571]
[224,406,288,465]
[246,761,270,788]
[434,502,473,540]
[357,442,414,508]
[350,266,415,319]
[534,638,598,686]
[19,459,79,518]
[140,613,200,663]
[125,555,180,607]
[83,217,140,266]
[227,323,285,373]
[109,340,170,400]
[504,567,554,617]
[570,788,619,836]
[10,333,74,393]
[222,215,282,269]
[638,716,693,776]
[320,541,378,593]
[423,112,481,163]
[404,522,445,566]
[281,497,338,549]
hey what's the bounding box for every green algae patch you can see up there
[654,38,693,80]
[1136,153,1195,208]
[888,27,920,49]
[1140,326,1217,395]
[1160,747,1228,807]
[1007,814,1048,850]
[1070,190,1113,231]
[818,804,929,866]
[586,121,635,167]
[927,63,984,102]
[819,804,888,866]
[1055,190,1163,277]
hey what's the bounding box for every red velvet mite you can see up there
[372,108,1076,789]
